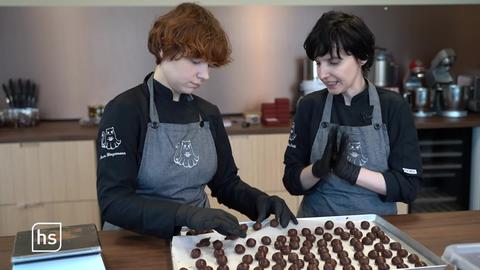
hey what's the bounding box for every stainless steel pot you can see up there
[443,84,467,111]
[412,87,431,112]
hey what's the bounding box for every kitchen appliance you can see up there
[426,49,457,115]
[299,58,326,96]
[441,84,468,117]
[467,76,480,112]
[411,87,435,117]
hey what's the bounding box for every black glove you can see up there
[332,133,361,185]
[256,195,298,228]
[175,205,246,238]
[312,126,337,179]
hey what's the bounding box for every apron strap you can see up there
[366,80,383,130]
[147,74,160,128]
[320,93,334,128]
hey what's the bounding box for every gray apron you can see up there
[103,74,218,230]
[298,80,396,217]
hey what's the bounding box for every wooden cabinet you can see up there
[0,140,100,236]
[207,133,302,221]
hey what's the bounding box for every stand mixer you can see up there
[426,49,468,117]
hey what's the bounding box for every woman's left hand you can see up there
[255,195,298,227]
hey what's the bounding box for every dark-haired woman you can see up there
[97,3,297,239]
[283,11,422,217]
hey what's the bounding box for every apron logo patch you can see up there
[347,140,368,166]
[402,168,418,175]
[288,122,297,148]
[101,127,122,150]
[174,140,199,168]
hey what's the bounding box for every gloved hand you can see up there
[312,126,337,179]
[332,133,361,185]
[175,205,246,238]
[256,195,298,227]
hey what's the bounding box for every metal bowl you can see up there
[4,108,39,127]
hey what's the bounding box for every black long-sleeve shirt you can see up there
[96,74,265,239]
[283,86,422,203]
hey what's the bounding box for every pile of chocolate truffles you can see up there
[178,219,428,270]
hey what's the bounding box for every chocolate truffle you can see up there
[389,242,402,251]
[259,258,270,268]
[332,244,344,253]
[304,253,315,262]
[415,261,427,267]
[190,248,201,259]
[288,228,298,236]
[375,256,386,265]
[242,254,254,264]
[240,223,248,232]
[235,244,246,254]
[308,265,320,270]
[368,250,379,259]
[213,249,225,258]
[318,246,329,254]
[331,239,342,246]
[295,259,305,268]
[377,262,390,270]
[354,251,365,260]
[320,252,332,261]
[196,237,211,247]
[337,250,349,259]
[302,228,312,236]
[213,240,223,250]
[324,263,334,270]
[358,256,370,265]
[272,264,283,270]
[258,245,269,254]
[366,232,376,240]
[326,258,337,267]
[217,266,229,270]
[255,251,266,261]
[391,256,403,266]
[289,241,300,250]
[346,221,355,230]
[261,236,271,245]
[195,259,207,269]
[315,226,324,235]
[353,230,363,240]
[300,246,310,255]
[302,241,313,249]
[323,232,333,241]
[306,234,316,242]
[272,251,283,262]
[353,242,364,252]
[340,257,352,266]
[374,243,385,252]
[334,227,344,235]
[382,249,393,258]
[277,235,287,243]
[270,219,279,227]
[236,262,249,270]
[217,255,228,266]
[350,238,360,246]
[253,222,262,231]
[317,239,328,247]
[371,226,381,233]
[360,221,370,230]
[380,235,390,244]
[280,245,291,255]
[288,253,299,263]
[324,220,334,230]
[343,265,355,270]
[397,263,409,269]
[360,265,372,270]
[407,253,419,263]
[361,237,373,245]
[397,248,408,258]
[340,232,351,240]
[274,241,283,250]
[290,235,301,243]
[246,238,256,248]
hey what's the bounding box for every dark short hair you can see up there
[304,11,375,76]
[148,3,231,67]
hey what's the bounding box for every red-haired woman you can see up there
[96,3,297,239]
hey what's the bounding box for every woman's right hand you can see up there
[175,205,246,238]
[311,126,337,179]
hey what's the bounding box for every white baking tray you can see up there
[172,214,447,270]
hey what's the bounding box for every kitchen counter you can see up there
[1,113,480,143]
[0,211,479,270]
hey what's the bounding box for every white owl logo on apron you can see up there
[101,127,122,150]
[347,140,368,166]
[174,140,199,168]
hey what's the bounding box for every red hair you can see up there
[148,3,231,67]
